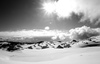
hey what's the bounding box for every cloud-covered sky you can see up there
[0,0,100,31]
[0,0,100,41]
[76,0,100,25]
[0,26,99,41]
[55,0,100,24]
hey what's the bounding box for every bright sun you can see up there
[42,1,56,14]
[42,0,77,17]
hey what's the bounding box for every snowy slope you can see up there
[0,47,100,64]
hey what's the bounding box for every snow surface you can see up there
[0,47,100,64]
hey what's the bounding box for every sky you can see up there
[0,0,100,41]
[0,0,66,31]
[0,0,100,31]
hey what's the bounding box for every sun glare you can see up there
[42,0,77,17]
[56,0,77,17]
[42,2,56,14]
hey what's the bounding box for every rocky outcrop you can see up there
[0,41,71,52]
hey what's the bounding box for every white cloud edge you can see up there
[0,26,100,41]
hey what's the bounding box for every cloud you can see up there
[0,30,35,38]
[51,33,69,40]
[54,0,100,24]
[69,26,100,40]
[0,26,100,41]
[0,29,69,41]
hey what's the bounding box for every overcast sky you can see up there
[0,0,100,31]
